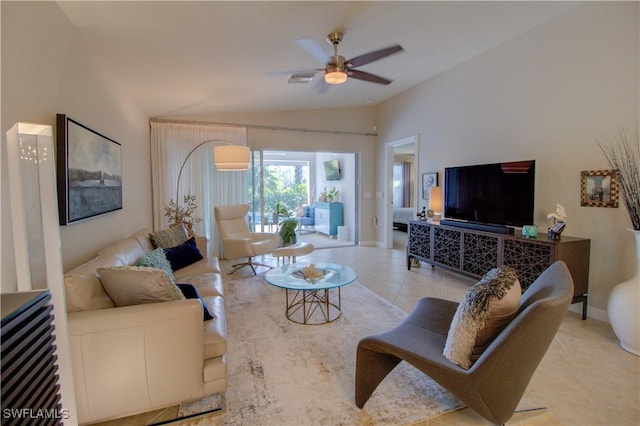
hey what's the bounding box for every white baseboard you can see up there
[571,303,609,322]
[358,240,378,247]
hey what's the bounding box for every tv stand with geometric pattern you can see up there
[407,221,590,319]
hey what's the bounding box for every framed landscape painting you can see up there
[56,114,122,224]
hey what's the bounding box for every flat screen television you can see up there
[443,160,535,228]
[324,159,341,181]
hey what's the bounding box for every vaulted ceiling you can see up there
[56,1,581,118]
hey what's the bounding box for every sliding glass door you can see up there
[249,150,312,232]
[249,149,358,248]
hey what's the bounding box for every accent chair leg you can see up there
[355,340,402,408]
[229,257,273,275]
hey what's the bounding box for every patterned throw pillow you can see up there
[150,224,188,249]
[97,266,185,307]
[138,248,176,281]
[443,266,521,369]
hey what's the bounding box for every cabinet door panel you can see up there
[408,222,431,259]
[503,239,553,290]
[315,208,328,235]
[462,232,499,276]
[433,228,461,268]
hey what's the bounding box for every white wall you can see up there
[375,2,639,318]
[1,2,152,291]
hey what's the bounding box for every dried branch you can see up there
[164,194,202,237]
[599,126,640,230]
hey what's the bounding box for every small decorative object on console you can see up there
[547,221,566,240]
[417,206,427,221]
[546,203,567,240]
[547,203,568,223]
[521,225,538,238]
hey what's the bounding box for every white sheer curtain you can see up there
[150,121,248,257]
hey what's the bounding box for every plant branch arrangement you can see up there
[164,194,202,237]
[599,126,640,230]
[278,218,298,246]
[275,201,291,218]
[318,186,340,202]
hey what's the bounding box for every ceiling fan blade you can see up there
[266,69,321,76]
[295,38,330,64]
[314,76,331,94]
[346,44,404,68]
[348,69,393,85]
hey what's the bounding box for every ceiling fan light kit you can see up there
[325,69,347,85]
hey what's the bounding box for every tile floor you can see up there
[95,233,639,425]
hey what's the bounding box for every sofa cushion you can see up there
[138,248,176,282]
[443,266,521,369]
[150,225,189,249]
[174,273,224,298]
[177,283,214,321]
[98,237,148,267]
[174,256,222,278]
[202,296,227,359]
[97,266,186,307]
[65,258,116,312]
[131,228,155,253]
[164,237,203,271]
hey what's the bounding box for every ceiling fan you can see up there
[284,31,404,90]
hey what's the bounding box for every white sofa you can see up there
[64,229,226,424]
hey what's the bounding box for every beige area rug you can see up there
[179,275,463,425]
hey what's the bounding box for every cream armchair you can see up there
[214,204,279,274]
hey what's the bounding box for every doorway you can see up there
[384,135,419,249]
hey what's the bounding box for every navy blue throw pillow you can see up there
[163,237,203,271]
[176,283,214,321]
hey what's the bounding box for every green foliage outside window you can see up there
[248,164,309,221]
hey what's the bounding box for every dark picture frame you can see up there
[580,169,618,208]
[56,114,122,224]
[422,172,438,200]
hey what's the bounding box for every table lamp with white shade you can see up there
[428,186,443,223]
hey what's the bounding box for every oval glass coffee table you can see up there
[264,262,357,325]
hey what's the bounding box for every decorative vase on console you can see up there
[600,127,640,356]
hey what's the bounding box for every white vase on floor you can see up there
[607,229,640,356]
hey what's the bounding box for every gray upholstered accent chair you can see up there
[214,204,279,275]
[355,261,574,425]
